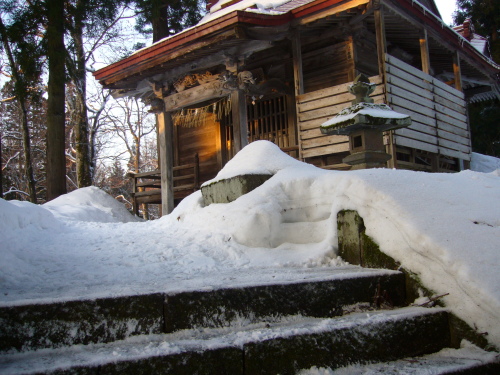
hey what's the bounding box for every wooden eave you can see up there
[93,11,292,90]
[94,0,499,91]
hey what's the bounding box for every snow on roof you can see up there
[453,21,490,56]
[200,0,291,25]
[320,103,410,130]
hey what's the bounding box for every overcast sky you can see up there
[435,0,457,26]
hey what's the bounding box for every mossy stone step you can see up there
[0,269,405,353]
[0,307,450,375]
[164,269,405,332]
[320,345,500,374]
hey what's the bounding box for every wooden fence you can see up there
[385,54,471,161]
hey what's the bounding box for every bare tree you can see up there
[0,15,39,203]
[103,97,156,174]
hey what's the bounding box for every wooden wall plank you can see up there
[434,103,468,123]
[299,92,353,113]
[438,129,470,146]
[386,54,431,82]
[301,135,349,149]
[405,120,438,137]
[390,104,437,128]
[388,94,435,118]
[388,84,435,110]
[439,146,471,161]
[437,120,468,136]
[439,137,470,152]
[301,142,349,158]
[395,127,437,145]
[433,94,466,115]
[298,76,382,104]
[436,112,468,130]
[394,136,439,154]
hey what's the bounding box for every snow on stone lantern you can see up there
[320,74,411,169]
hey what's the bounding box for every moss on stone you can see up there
[448,313,497,352]
[201,174,272,205]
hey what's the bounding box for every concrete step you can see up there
[0,268,405,353]
[0,307,450,375]
[307,344,500,374]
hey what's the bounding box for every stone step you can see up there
[0,268,405,353]
[0,307,450,375]
[309,344,500,374]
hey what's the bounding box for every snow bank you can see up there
[471,152,500,174]
[44,186,141,223]
[1,141,499,348]
[202,140,316,184]
[0,199,60,233]
[174,142,500,346]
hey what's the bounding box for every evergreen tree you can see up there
[453,1,500,158]
[133,0,204,42]
[468,100,500,157]
[45,0,67,201]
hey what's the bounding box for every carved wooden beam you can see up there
[164,78,234,112]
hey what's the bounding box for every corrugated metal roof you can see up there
[467,91,499,103]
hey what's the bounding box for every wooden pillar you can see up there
[214,114,224,167]
[346,36,357,82]
[420,29,431,75]
[374,7,387,78]
[292,31,304,96]
[157,111,174,215]
[231,89,248,152]
[291,30,304,160]
[286,94,298,154]
[374,6,396,169]
[453,51,463,92]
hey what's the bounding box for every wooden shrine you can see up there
[94,0,500,215]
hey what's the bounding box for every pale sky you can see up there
[434,0,457,26]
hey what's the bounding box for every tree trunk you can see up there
[0,16,37,203]
[45,0,67,200]
[152,4,170,42]
[72,2,92,187]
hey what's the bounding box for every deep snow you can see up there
[0,141,499,351]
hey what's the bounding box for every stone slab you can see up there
[201,174,272,205]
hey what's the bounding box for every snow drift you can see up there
[0,141,499,348]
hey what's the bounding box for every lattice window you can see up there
[247,95,291,149]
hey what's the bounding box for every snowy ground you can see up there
[1,142,499,350]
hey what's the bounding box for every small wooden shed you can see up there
[94,0,500,215]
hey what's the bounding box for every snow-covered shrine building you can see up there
[94,0,500,214]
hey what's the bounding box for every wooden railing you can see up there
[127,154,199,216]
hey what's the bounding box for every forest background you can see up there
[0,0,498,219]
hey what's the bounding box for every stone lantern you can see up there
[320,74,411,169]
